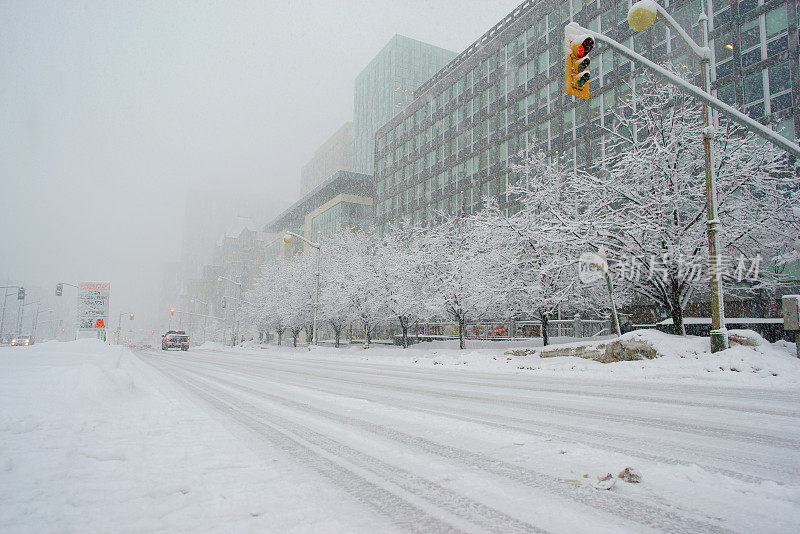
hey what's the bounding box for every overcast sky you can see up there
[0,0,523,331]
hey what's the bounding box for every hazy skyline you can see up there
[1,0,523,330]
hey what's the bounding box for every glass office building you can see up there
[374,0,799,232]
[263,170,373,259]
[354,34,456,175]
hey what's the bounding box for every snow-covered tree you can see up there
[470,149,611,345]
[417,215,507,349]
[582,73,795,334]
[367,224,428,348]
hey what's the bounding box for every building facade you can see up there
[264,170,374,260]
[354,34,457,175]
[300,122,354,195]
[374,0,799,232]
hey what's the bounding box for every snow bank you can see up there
[0,339,333,532]
[245,329,800,388]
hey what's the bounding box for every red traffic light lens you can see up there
[575,44,585,58]
[581,37,594,55]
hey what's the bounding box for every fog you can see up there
[0,0,522,334]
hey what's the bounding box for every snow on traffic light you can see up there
[564,24,594,100]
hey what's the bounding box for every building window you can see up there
[742,70,764,118]
[739,17,761,68]
[713,30,734,79]
[715,82,735,106]
[774,117,796,141]
[768,61,792,114]
[766,5,789,56]
[713,0,731,29]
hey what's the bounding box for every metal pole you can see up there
[235,283,242,346]
[312,245,320,345]
[16,294,24,335]
[605,271,621,336]
[32,304,40,340]
[0,289,10,342]
[699,11,728,352]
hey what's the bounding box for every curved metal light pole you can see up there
[628,0,726,351]
[283,231,321,346]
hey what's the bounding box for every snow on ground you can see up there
[2,331,800,532]
[266,328,800,388]
[0,339,378,533]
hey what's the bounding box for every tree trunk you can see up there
[541,313,549,346]
[670,306,685,336]
[331,321,342,348]
[292,329,299,347]
[458,315,466,350]
[399,316,409,348]
[276,328,284,345]
[670,282,686,336]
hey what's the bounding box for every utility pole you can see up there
[0,286,19,342]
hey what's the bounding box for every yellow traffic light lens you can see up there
[283,234,293,244]
[628,1,658,32]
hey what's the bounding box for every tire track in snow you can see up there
[152,356,733,534]
[148,357,549,534]
[156,352,800,481]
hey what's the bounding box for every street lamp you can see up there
[628,0,727,352]
[283,231,321,346]
[217,275,243,346]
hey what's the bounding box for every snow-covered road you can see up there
[3,338,799,533]
[135,345,800,533]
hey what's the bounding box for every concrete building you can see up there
[354,35,457,175]
[373,0,799,232]
[264,170,374,260]
[301,122,354,195]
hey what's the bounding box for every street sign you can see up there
[77,281,110,338]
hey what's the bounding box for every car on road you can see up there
[10,335,34,346]
[162,331,189,351]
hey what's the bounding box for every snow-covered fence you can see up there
[407,317,613,343]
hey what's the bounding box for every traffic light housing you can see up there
[565,29,594,99]
[17,287,25,300]
[55,283,63,296]
[221,297,226,309]
[129,313,134,321]
[169,308,175,317]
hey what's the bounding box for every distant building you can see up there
[353,35,457,175]
[263,170,374,260]
[178,190,279,282]
[301,122,354,195]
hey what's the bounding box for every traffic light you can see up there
[564,27,594,99]
[17,287,25,300]
[55,283,63,297]
[129,313,134,321]
[221,297,226,309]
[169,308,175,317]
